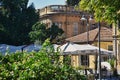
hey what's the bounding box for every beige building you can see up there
[38,5,93,38]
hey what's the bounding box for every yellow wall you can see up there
[71,54,79,67]
[93,41,113,50]
[89,55,96,69]
[88,41,113,69]
[101,42,113,50]
[70,41,113,69]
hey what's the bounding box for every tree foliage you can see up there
[79,0,120,24]
[29,22,64,44]
[66,0,81,6]
[47,23,64,42]
[0,0,39,45]
[29,22,48,44]
[0,39,86,80]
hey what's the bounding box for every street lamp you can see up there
[81,15,102,79]
[80,15,93,75]
[81,15,93,44]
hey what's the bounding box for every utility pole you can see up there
[98,21,101,80]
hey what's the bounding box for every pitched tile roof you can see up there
[66,27,113,43]
[96,27,113,41]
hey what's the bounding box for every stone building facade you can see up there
[38,5,95,38]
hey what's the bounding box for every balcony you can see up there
[38,5,81,16]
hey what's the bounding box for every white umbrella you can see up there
[101,62,111,70]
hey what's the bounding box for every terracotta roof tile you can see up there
[95,27,113,41]
[66,27,113,43]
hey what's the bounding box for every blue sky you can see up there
[28,0,66,9]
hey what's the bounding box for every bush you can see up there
[0,39,85,80]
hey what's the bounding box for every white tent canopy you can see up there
[0,44,41,55]
[58,42,113,55]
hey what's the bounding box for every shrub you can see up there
[0,39,85,80]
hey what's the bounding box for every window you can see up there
[55,22,58,26]
[80,55,89,66]
[108,45,113,51]
[54,22,62,28]
[49,22,52,27]
[73,22,78,36]
[58,22,62,28]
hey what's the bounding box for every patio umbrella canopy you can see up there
[59,42,113,55]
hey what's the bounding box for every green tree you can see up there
[79,0,120,24]
[66,0,81,6]
[47,23,64,43]
[29,22,48,44]
[29,23,64,44]
[0,24,11,43]
[0,0,39,45]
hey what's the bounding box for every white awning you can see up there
[56,42,113,55]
